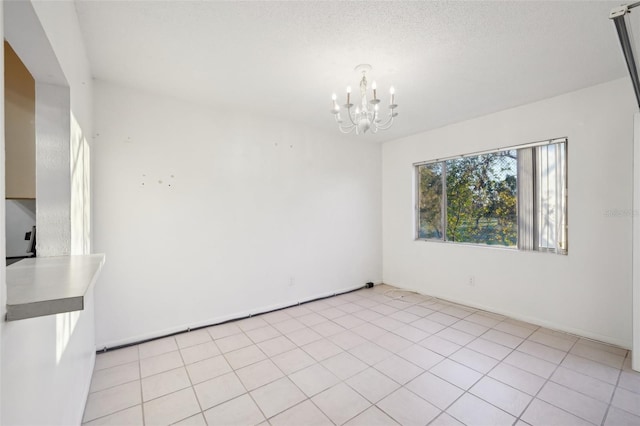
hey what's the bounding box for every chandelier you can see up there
[331,64,398,135]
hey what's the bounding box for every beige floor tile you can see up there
[528,329,576,351]
[303,339,344,361]
[619,369,640,393]
[257,335,297,357]
[430,359,482,390]
[391,324,430,342]
[236,316,269,332]
[604,406,640,426]
[321,352,368,380]
[203,394,265,426]
[330,330,368,350]
[488,363,546,395]
[372,332,413,353]
[143,387,201,426]
[470,376,532,416]
[269,400,333,426]
[465,312,502,328]
[180,341,220,365]
[611,387,640,417]
[345,367,399,403]
[172,413,207,425]
[225,345,267,369]
[483,329,524,349]
[185,354,232,384]
[206,322,242,340]
[82,405,143,426]
[436,328,476,346]
[550,366,615,402]
[449,347,498,374]
[351,323,387,340]
[334,314,366,329]
[175,330,212,349]
[410,318,446,334]
[389,310,421,324]
[89,361,140,393]
[286,327,323,346]
[576,338,627,356]
[517,340,567,364]
[447,393,516,426]
[193,372,246,410]
[311,383,371,425]
[372,316,405,332]
[404,305,434,318]
[561,353,620,384]
[466,337,512,360]
[142,367,191,401]
[83,381,142,423]
[521,398,592,426]
[451,319,489,337]
[377,388,439,426]
[493,320,536,338]
[289,363,340,397]
[140,351,184,378]
[312,321,347,337]
[427,312,459,326]
[352,309,384,322]
[273,318,306,334]
[397,345,444,370]
[570,342,626,369]
[94,347,139,371]
[348,342,392,365]
[245,325,281,344]
[405,371,463,410]
[374,354,424,385]
[297,312,328,327]
[343,406,399,426]
[429,412,465,426]
[538,381,608,424]
[418,335,461,357]
[215,333,252,353]
[261,309,292,325]
[139,337,179,359]
[285,305,314,317]
[503,351,556,379]
[271,348,316,375]
[235,359,284,390]
[250,377,306,418]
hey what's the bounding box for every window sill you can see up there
[6,254,105,321]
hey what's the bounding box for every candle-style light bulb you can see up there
[332,93,337,101]
[390,86,395,104]
[346,86,351,105]
[372,81,377,100]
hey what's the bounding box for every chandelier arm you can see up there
[346,106,358,127]
[338,124,356,134]
[375,115,396,130]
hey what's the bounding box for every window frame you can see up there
[414,137,568,254]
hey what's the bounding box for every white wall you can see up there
[383,78,637,348]
[93,80,382,347]
[1,1,95,424]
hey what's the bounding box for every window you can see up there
[416,138,567,254]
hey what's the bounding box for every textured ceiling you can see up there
[75,1,628,142]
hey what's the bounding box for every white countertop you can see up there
[6,254,105,321]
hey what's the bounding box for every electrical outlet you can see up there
[467,275,475,287]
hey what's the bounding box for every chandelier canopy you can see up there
[331,64,398,135]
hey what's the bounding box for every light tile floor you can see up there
[83,285,640,426]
